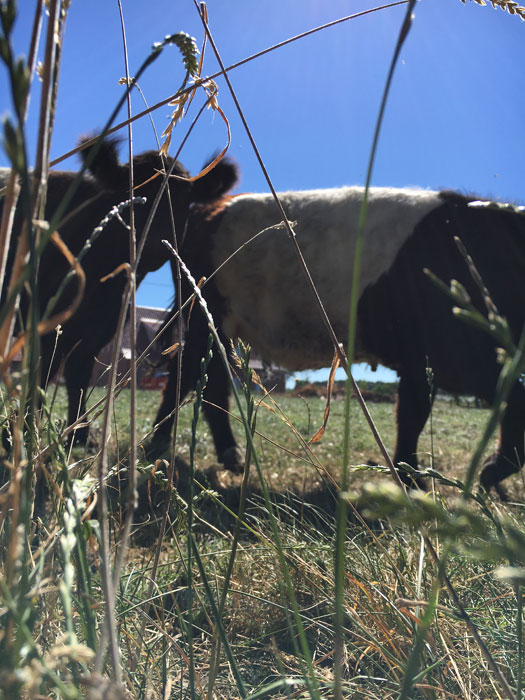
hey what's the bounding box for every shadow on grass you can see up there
[123,456,346,546]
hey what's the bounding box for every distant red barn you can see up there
[91,305,169,388]
[91,305,287,392]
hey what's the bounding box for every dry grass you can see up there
[29,385,516,700]
[1,376,524,699]
[461,0,525,20]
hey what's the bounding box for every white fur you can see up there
[0,168,11,188]
[210,186,442,370]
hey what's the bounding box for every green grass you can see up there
[52,382,500,501]
[84,385,496,490]
[8,382,513,699]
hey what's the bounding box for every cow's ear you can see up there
[192,157,239,203]
[79,135,127,190]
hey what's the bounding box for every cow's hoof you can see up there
[494,483,510,502]
[145,433,171,460]
[479,456,511,501]
[70,427,90,447]
[220,445,244,473]
[480,462,495,493]
[395,463,427,492]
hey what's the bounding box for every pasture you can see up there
[75,383,496,497]
[2,380,520,698]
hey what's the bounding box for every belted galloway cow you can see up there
[151,181,525,497]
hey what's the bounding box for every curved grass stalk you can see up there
[166,240,323,699]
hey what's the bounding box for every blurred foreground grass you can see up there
[2,383,524,699]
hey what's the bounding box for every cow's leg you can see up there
[64,353,95,446]
[480,381,525,499]
[393,365,435,488]
[151,316,209,451]
[201,339,242,470]
[152,314,241,468]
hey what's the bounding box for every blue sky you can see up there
[1,0,524,383]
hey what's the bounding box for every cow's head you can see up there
[80,136,238,275]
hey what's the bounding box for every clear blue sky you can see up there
[1,0,524,383]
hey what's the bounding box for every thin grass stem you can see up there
[166,242,322,699]
[336,2,416,695]
[112,0,138,614]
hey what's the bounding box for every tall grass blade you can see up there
[336,2,416,697]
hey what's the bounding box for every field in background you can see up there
[63,382,502,498]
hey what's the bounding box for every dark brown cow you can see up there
[150,185,525,496]
[0,137,238,444]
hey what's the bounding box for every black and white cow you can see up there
[151,183,525,495]
[0,138,238,444]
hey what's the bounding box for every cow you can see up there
[0,137,238,446]
[149,184,525,496]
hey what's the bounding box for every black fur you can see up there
[151,189,525,495]
[1,138,239,447]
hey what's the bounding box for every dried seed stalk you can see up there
[461,0,525,20]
